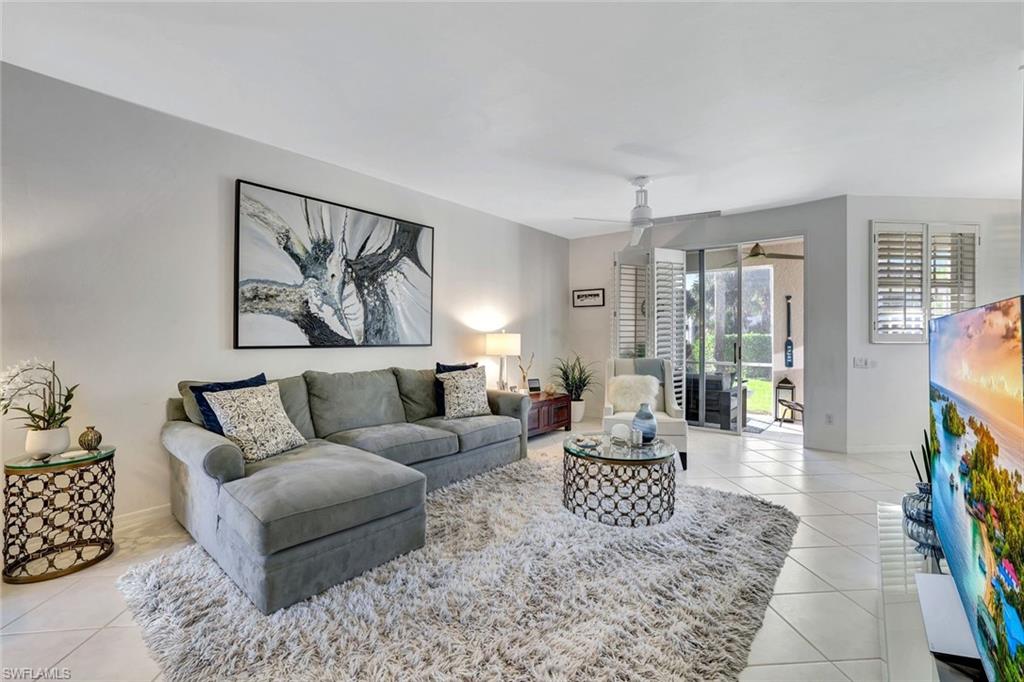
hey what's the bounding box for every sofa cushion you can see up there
[324,423,457,466]
[434,362,477,415]
[274,375,316,440]
[205,383,307,462]
[180,374,267,432]
[607,374,660,413]
[219,440,425,555]
[178,375,314,439]
[437,366,491,419]
[417,415,521,452]
[392,368,438,422]
[304,369,406,436]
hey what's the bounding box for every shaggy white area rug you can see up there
[119,449,797,681]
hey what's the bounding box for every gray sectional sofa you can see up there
[162,367,530,613]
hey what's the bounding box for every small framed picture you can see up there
[509,385,520,393]
[572,288,605,308]
[527,378,542,393]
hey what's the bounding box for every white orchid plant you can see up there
[0,360,77,431]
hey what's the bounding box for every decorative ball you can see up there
[610,423,631,441]
[543,383,558,395]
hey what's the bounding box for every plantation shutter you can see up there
[870,220,981,343]
[871,221,927,344]
[652,248,687,406]
[612,249,650,358]
[928,224,978,320]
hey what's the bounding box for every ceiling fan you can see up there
[744,242,804,261]
[722,242,805,267]
[574,176,720,246]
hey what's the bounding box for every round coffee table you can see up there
[562,433,677,527]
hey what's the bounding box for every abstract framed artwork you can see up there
[234,180,434,348]
[572,288,605,308]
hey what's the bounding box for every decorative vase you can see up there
[25,427,70,460]
[901,482,933,523]
[632,403,657,444]
[570,400,586,423]
[78,425,103,451]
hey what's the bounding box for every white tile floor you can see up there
[0,423,925,681]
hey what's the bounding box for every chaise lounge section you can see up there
[162,367,530,613]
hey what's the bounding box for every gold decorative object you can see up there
[3,448,116,583]
[517,352,534,386]
[78,425,102,451]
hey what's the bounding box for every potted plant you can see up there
[552,353,597,423]
[1,360,77,459]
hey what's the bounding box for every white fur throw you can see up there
[608,374,659,412]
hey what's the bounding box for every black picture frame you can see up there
[234,179,435,349]
[572,288,605,308]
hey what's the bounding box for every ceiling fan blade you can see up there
[762,253,805,260]
[573,217,631,224]
[651,210,722,226]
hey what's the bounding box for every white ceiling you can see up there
[3,2,1022,239]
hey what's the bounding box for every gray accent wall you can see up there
[1,64,569,516]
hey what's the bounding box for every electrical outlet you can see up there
[825,413,834,425]
[852,357,870,369]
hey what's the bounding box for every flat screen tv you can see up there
[929,296,1024,680]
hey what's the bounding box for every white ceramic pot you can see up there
[25,427,70,460]
[571,400,586,423]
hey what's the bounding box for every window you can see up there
[870,220,979,344]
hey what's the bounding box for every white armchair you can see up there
[602,358,688,469]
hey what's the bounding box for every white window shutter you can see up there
[928,223,978,320]
[652,248,687,406]
[871,221,927,344]
[612,250,650,358]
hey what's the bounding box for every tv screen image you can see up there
[929,296,1024,680]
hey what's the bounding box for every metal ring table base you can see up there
[562,453,676,527]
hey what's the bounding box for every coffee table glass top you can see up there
[563,433,676,463]
[5,446,115,471]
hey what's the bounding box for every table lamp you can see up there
[485,330,521,391]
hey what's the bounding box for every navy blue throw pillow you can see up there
[435,362,478,415]
[190,373,267,435]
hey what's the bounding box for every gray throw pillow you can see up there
[204,383,306,462]
[437,367,492,419]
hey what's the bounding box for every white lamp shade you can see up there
[485,332,521,356]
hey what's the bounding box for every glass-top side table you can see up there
[562,433,677,527]
[3,446,116,583]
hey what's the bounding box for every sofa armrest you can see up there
[487,389,531,458]
[161,420,245,484]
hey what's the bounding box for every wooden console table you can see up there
[526,392,571,438]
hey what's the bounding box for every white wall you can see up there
[845,195,1021,453]
[1,65,570,516]
[570,197,849,453]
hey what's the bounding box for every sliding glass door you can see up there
[684,245,744,432]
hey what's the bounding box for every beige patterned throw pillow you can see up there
[437,366,491,419]
[205,383,306,462]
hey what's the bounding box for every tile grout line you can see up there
[50,608,133,670]
[0,576,86,633]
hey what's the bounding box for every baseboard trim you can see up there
[115,503,171,530]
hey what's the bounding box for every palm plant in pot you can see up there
[552,353,598,423]
[1,360,77,459]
